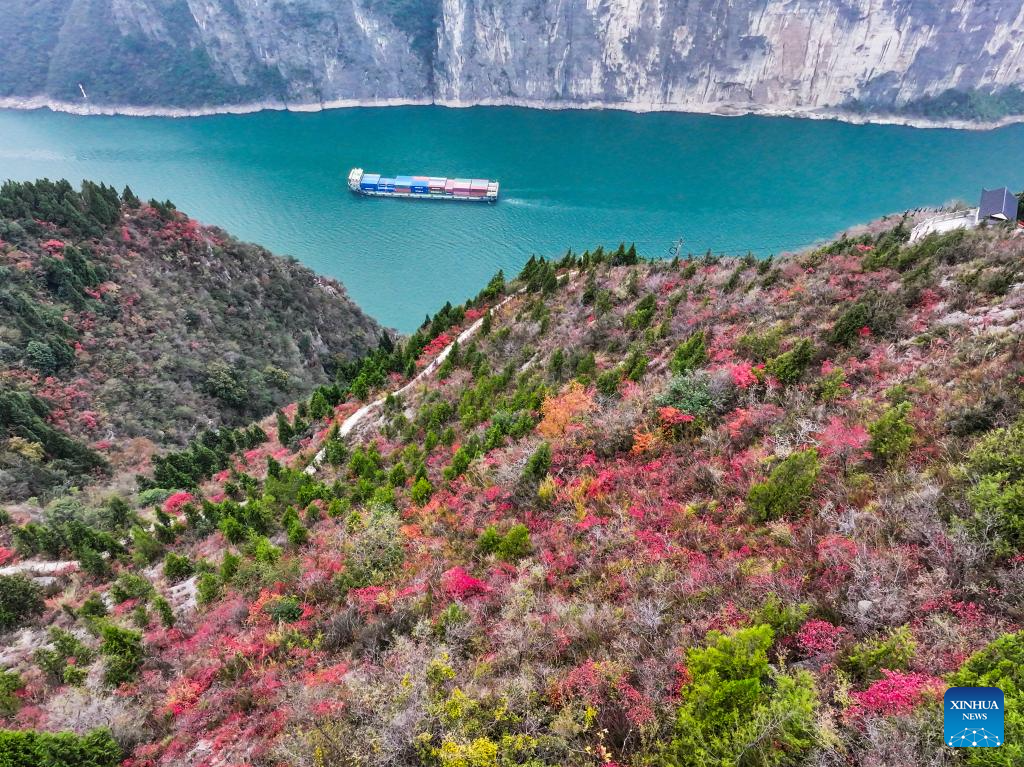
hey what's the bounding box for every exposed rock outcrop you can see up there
[2,0,1023,119]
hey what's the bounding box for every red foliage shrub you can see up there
[441,566,489,599]
[349,585,389,614]
[164,667,218,716]
[847,670,945,719]
[658,406,695,426]
[796,619,847,656]
[726,362,758,389]
[163,491,195,515]
[78,410,100,431]
[418,333,452,364]
[817,417,870,464]
[817,535,857,563]
[303,661,350,687]
[558,660,654,729]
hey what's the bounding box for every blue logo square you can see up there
[945,687,1004,748]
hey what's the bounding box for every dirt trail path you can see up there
[304,291,522,475]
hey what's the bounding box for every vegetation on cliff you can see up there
[3,208,1024,766]
[0,179,381,501]
[846,85,1024,123]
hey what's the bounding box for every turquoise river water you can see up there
[1,106,1023,331]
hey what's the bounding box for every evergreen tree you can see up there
[309,389,331,421]
[479,269,506,301]
[276,410,294,445]
[663,625,817,767]
[523,442,552,482]
[610,242,629,266]
[670,330,708,375]
[122,185,140,208]
[548,348,565,381]
[581,270,598,305]
[518,256,538,282]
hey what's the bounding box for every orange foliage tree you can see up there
[538,381,594,439]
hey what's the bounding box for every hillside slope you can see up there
[0,180,382,502]
[3,217,1024,765]
[2,0,1024,123]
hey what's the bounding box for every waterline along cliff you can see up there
[4,0,1024,123]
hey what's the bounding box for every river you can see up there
[2,106,1022,330]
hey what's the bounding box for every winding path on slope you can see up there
[304,290,523,475]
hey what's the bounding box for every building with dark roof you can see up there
[978,187,1018,221]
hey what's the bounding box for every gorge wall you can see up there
[2,0,1024,119]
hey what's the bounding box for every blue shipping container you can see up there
[395,176,414,186]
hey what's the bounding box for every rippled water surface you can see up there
[2,106,1023,330]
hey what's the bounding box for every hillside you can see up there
[2,0,1024,124]
[2,215,1024,766]
[0,179,382,502]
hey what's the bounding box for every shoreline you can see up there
[1,94,1022,131]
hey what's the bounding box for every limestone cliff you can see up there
[2,0,1023,119]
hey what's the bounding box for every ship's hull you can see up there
[350,188,496,202]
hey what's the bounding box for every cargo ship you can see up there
[347,168,499,202]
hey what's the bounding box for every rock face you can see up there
[2,0,1024,115]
